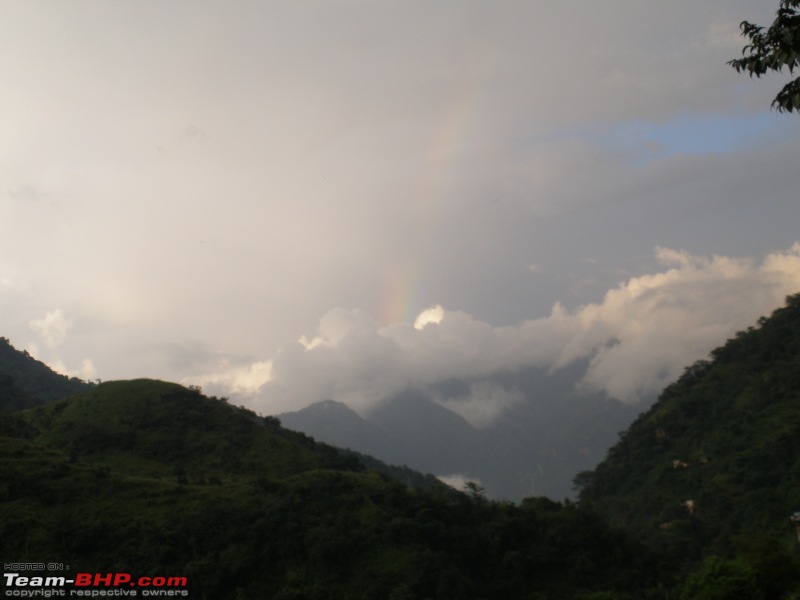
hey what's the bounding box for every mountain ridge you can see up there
[280,364,642,501]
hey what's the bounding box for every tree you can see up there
[679,557,763,600]
[734,535,800,600]
[729,0,800,112]
[463,480,487,503]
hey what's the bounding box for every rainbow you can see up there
[378,53,489,325]
[379,256,416,326]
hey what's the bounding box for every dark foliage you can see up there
[578,294,800,595]
[729,0,800,112]
[1,378,662,598]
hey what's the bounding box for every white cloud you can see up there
[414,305,444,330]
[572,245,800,401]
[76,358,97,381]
[184,359,272,399]
[50,357,97,381]
[240,243,800,420]
[29,309,73,348]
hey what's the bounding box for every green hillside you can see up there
[1,378,660,599]
[577,294,800,593]
[24,379,361,481]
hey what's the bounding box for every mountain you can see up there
[281,361,642,501]
[0,336,93,409]
[281,392,481,478]
[279,398,401,463]
[0,378,661,598]
[577,293,800,570]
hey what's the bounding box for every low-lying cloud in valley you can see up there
[192,242,800,422]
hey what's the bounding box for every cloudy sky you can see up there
[3,1,800,418]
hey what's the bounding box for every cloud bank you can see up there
[211,243,800,420]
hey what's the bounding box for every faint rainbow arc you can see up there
[378,61,488,326]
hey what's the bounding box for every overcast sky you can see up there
[3,1,800,417]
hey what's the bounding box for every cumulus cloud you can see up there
[242,243,800,420]
[50,357,97,381]
[29,309,73,348]
[185,359,272,399]
[574,244,800,401]
[414,305,444,330]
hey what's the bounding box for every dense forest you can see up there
[578,293,800,598]
[4,296,800,597]
[2,379,658,599]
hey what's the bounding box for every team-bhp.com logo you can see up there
[3,570,189,597]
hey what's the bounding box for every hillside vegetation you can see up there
[578,293,800,594]
[1,379,659,598]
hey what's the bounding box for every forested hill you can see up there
[577,293,800,562]
[1,379,661,598]
[0,337,92,409]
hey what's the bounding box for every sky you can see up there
[2,1,800,420]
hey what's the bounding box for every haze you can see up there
[2,1,799,421]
